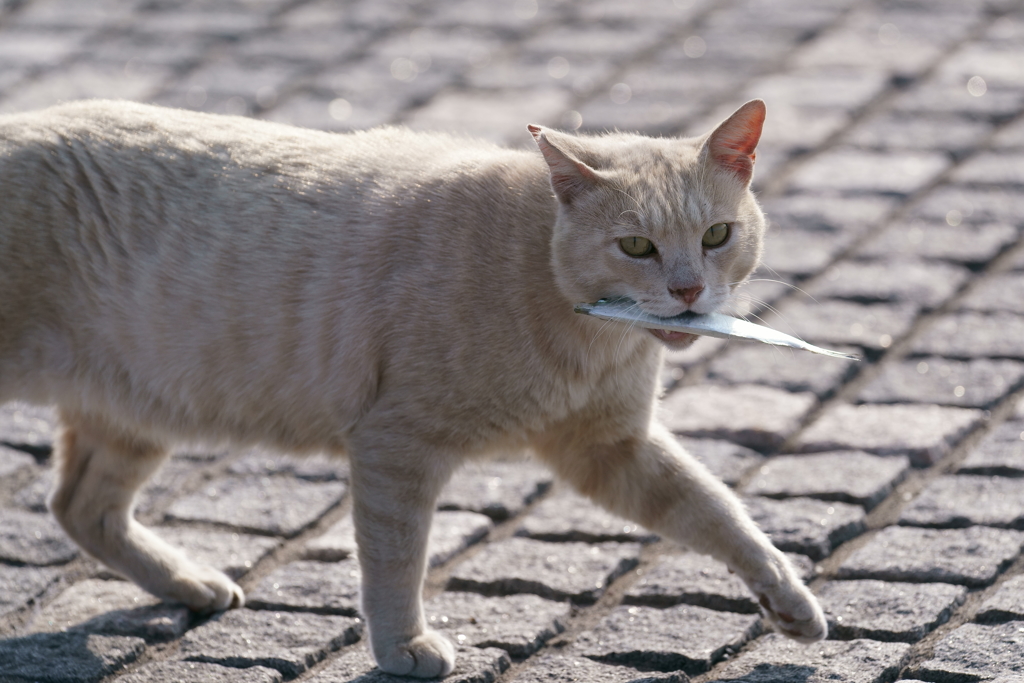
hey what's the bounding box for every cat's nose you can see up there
[669,283,704,305]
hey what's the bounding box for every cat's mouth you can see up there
[648,328,699,347]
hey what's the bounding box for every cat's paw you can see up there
[374,629,456,679]
[755,580,827,643]
[160,562,245,614]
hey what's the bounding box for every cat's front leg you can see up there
[348,437,457,678]
[535,421,827,643]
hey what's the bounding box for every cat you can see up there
[0,98,826,677]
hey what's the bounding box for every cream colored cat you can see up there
[0,99,826,677]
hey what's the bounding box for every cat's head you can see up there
[530,100,766,348]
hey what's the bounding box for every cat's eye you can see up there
[619,236,655,257]
[702,223,730,248]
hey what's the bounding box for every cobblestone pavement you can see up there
[2,0,1024,681]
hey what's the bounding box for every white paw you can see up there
[159,562,245,614]
[373,629,456,678]
[755,580,827,643]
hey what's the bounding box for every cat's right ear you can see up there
[705,99,766,185]
[528,124,600,204]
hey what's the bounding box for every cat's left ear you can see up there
[528,124,601,204]
[705,99,766,185]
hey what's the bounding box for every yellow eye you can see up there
[619,236,655,257]
[702,223,729,248]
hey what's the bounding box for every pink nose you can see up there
[670,284,704,305]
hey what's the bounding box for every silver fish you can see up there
[574,298,859,361]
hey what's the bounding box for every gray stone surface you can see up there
[0,632,146,683]
[817,580,966,642]
[910,311,1024,360]
[856,357,1024,408]
[447,537,641,604]
[837,526,1024,587]
[951,152,1024,187]
[788,149,949,196]
[574,604,760,674]
[153,526,281,579]
[303,510,492,567]
[511,653,689,683]
[806,258,969,309]
[227,448,347,481]
[176,609,363,678]
[794,403,985,466]
[28,579,190,641]
[437,461,553,521]
[247,559,361,616]
[425,591,569,657]
[768,299,920,351]
[624,551,815,614]
[0,564,61,618]
[705,342,859,398]
[0,508,79,565]
[660,384,816,451]
[117,661,284,683]
[0,402,57,451]
[705,634,911,683]
[0,443,36,477]
[309,644,510,683]
[515,490,657,544]
[758,228,853,277]
[676,438,764,486]
[976,575,1024,624]
[760,194,896,237]
[899,475,1024,529]
[745,497,866,561]
[855,221,1018,266]
[911,185,1024,227]
[906,621,1024,682]
[958,419,1024,477]
[960,272,1024,315]
[742,452,910,510]
[165,476,347,537]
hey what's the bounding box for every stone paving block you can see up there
[624,551,815,614]
[793,403,985,466]
[0,443,36,477]
[28,579,190,641]
[911,185,1024,227]
[761,194,897,237]
[117,661,284,683]
[742,451,910,510]
[905,621,1024,682]
[134,457,204,516]
[705,634,911,683]
[510,653,689,683]
[660,384,816,452]
[573,603,761,675]
[976,575,1024,623]
[817,580,966,642]
[304,510,492,566]
[911,311,1024,359]
[899,475,1024,529]
[837,526,1024,587]
[807,258,970,309]
[447,537,641,604]
[959,425,1024,477]
[425,591,569,657]
[787,149,949,196]
[705,343,859,398]
[856,357,1024,408]
[13,467,52,511]
[951,152,1024,188]
[890,79,1024,120]
[176,609,363,678]
[0,632,146,683]
[768,299,919,351]
[515,490,657,544]
[676,438,764,486]
[759,227,854,277]
[846,112,992,155]
[960,272,1024,315]
[309,644,510,683]
[0,401,57,452]
[247,559,361,616]
[165,476,347,537]
[153,526,281,580]
[744,497,866,561]
[855,221,1018,266]
[0,508,79,565]
[228,449,347,481]
[438,461,553,521]
[0,564,61,618]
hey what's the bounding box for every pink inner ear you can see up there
[710,101,765,180]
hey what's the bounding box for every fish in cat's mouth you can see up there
[648,328,699,347]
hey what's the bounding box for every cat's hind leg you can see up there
[48,410,243,612]
[348,431,457,678]
[535,420,827,643]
